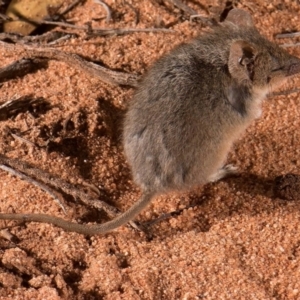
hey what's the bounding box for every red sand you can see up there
[0,1,300,299]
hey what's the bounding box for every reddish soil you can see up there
[0,0,300,299]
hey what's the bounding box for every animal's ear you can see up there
[228,40,257,82]
[226,9,254,27]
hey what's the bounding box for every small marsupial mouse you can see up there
[1,8,300,234]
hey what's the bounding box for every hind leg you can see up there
[208,164,238,182]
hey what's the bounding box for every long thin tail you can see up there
[0,192,155,235]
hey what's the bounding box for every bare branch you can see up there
[10,132,38,149]
[94,0,112,23]
[279,42,300,48]
[0,164,67,214]
[37,19,175,36]
[0,96,48,121]
[90,27,175,37]
[190,14,216,26]
[3,16,175,37]
[162,0,197,16]
[0,154,119,219]
[59,0,84,16]
[276,31,300,39]
[270,88,300,97]
[0,229,19,243]
[0,58,46,84]
[0,31,74,45]
[0,41,139,87]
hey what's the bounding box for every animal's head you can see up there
[226,9,300,95]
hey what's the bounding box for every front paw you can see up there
[208,164,239,182]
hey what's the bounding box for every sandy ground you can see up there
[0,0,300,299]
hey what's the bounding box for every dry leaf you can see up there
[4,0,64,35]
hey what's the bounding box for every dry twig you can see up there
[0,229,19,243]
[276,32,300,39]
[31,19,175,36]
[89,27,174,37]
[162,0,197,16]
[0,164,67,214]
[0,154,119,217]
[0,58,46,84]
[47,34,73,45]
[94,0,112,23]
[2,14,174,37]
[59,0,84,16]
[270,88,300,97]
[279,42,300,48]
[10,132,38,149]
[0,41,139,86]
[0,96,48,121]
[0,153,146,233]
[0,31,75,45]
[190,14,216,26]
